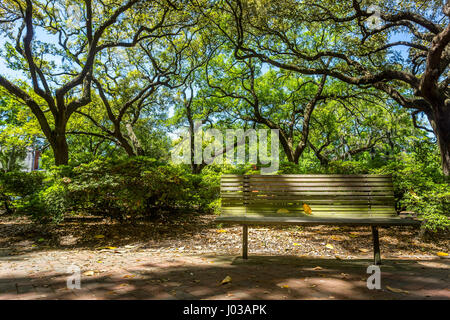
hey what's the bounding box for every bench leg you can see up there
[371,226,381,265]
[242,225,248,259]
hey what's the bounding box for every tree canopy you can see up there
[0,0,448,179]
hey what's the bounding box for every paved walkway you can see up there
[0,249,448,300]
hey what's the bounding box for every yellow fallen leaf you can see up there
[220,275,232,285]
[83,271,95,276]
[98,246,117,250]
[330,235,343,241]
[303,203,312,215]
[123,275,135,279]
[94,235,105,239]
[216,229,228,233]
[359,248,369,253]
[276,208,290,214]
[313,266,323,270]
[386,286,409,294]
[293,243,301,246]
[436,252,449,257]
[325,244,334,249]
[281,285,289,289]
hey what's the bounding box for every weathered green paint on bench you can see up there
[216,174,421,265]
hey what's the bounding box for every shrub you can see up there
[369,154,449,233]
[65,157,205,220]
[0,170,45,197]
[0,170,46,215]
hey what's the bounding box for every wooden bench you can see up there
[216,174,421,265]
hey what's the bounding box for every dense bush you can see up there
[63,157,220,221]
[0,170,46,215]
[0,170,45,197]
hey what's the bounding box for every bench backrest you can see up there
[220,175,397,218]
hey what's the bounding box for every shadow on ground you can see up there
[1,255,448,300]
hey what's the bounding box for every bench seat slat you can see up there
[216,216,421,226]
[221,174,392,178]
[222,183,394,187]
[221,192,395,197]
[222,198,395,203]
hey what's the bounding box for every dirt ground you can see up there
[0,213,449,300]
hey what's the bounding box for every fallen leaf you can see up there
[281,285,289,289]
[303,203,312,215]
[216,229,228,233]
[436,252,449,257]
[293,243,301,246]
[94,235,105,239]
[276,208,290,214]
[313,266,323,270]
[220,275,232,285]
[325,244,334,249]
[83,271,94,276]
[386,285,409,294]
[359,248,369,253]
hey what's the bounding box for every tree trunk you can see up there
[427,106,450,178]
[51,133,69,166]
[116,135,137,157]
[125,123,145,156]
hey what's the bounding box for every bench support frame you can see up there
[240,224,385,265]
[242,225,248,259]
[372,226,381,265]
